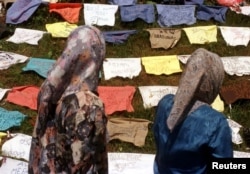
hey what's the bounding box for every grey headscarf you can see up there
[167,48,225,132]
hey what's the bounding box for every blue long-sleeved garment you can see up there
[153,94,233,174]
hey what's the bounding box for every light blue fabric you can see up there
[108,0,137,5]
[0,107,26,131]
[120,4,155,23]
[185,0,204,5]
[156,5,196,27]
[103,30,137,44]
[196,5,228,23]
[153,94,233,174]
[22,58,55,78]
[6,0,42,24]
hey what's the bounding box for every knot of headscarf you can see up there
[167,48,225,132]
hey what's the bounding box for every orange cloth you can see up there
[97,86,136,115]
[49,3,82,23]
[6,85,39,110]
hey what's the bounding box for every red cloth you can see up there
[6,85,40,110]
[97,86,136,115]
[49,3,82,23]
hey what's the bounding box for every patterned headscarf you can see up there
[167,48,225,132]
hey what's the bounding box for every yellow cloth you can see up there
[211,95,224,112]
[0,132,7,144]
[141,55,182,75]
[45,22,78,38]
[183,25,217,44]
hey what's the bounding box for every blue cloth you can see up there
[22,58,55,78]
[156,5,196,27]
[153,94,233,174]
[196,5,228,23]
[6,0,42,24]
[120,4,155,23]
[102,30,137,44]
[0,107,26,131]
[108,0,137,5]
[185,0,204,5]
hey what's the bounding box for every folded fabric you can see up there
[0,51,29,70]
[6,0,42,24]
[146,28,181,49]
[6,85,40,110]
[156,5,196,27]
[220,80,250,104]
[141,55,182,75]
[196,5,228,23]
[22,57,56,78]
[103,58,141,80]
[120,4,155,23]
[219,26,250,46]
[183,25,217,44]
[6,28,46,45]
[97,86,136,115]
[84,3,118,26]
[45,22,78,38]
[49,3,82,23]
[108,0,136,5]
[102,30,137,44]
[221,56,250,76]
[0,107,26,131]
[107,117,151,147]
[0,88,10,101]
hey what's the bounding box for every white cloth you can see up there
[6,28,47,45]
[0,51,29,70]
[138,86,178,108]
[103,58,141,80]
[0,88,10,101]
[219,26,250,46]
[227,118,243,145]
[239,6,250,16]
[84,4,118,26]
[221,56,250,76]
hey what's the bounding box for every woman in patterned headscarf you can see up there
[28,25,108,174]
[153,48,233,174]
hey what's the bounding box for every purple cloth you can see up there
[108,0,137,5]
[120,4,155,23]
[184,0,204,5]
[6,0,42,24]
[156,5,196,27]
[196,5,228,23]
[102,30,137,44]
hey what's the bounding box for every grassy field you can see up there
[0,1,250,155]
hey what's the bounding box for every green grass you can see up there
[0,1,250,155]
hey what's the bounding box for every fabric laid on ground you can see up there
[185,0,204,4]
[6,85,39,110]
[45,22,78,38]
[0,88,10,101]
[102,30,137,44]
[183,25,217,44]
[97,86,135,115]
[22,57,55,78]
[220,80,250,105]
[108,0,136,5]
[103,58,141,80]
[1,133,31,161]
[219,26,250,46]
[5,0,42,24]
[156,5,196,27]
[177,54,190,64]
[6,28,46,45]
[84,3,118,26]
[107,117,151,147]
[141,55,182,75]
[221,56,250,76]
[49,3,82,23]
[0,157,28,174]
[120,4,155,23]
[238,6,250,16]
[196,5,228,23]
[0,51,29,70]
[146,28,181,49]
[227,118,243,145]
[0,107,26,131]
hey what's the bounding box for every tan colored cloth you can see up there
[107,117,151,147]
[146,28,181,49]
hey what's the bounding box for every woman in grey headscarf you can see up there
[28,25,108,174]
[153,48,233,174]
